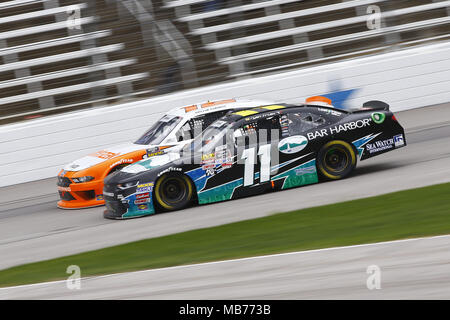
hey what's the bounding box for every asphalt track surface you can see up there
[0,103,450,274]
[1,235,449,299]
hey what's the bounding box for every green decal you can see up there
[198,178,243,204]
[272,160,318,190]
[371,112,386,124]
[279,141,307,151]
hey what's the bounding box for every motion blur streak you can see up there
[0,104,450,270]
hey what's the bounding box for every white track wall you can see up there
[1,41,450,187]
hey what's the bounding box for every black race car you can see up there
[103,97,406,219]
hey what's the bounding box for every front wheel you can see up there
[317,140,357,180]
[154,173,194,211]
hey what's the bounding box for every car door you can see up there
[190,114,282,203]
[230,114,283,198]
[269,110,321,190]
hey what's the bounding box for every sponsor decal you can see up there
[278,135,308,154]
[201,153,215,161]
[157,167,183,177]
[96,194,104,201]
[184,99,236,114]
[352,133,382,158]
[109,158,133,169]
[201,99,236,108]
[201,152,216,171]
[295,166,316,176]
[280,114,290,137]
[144,151,164,158]
[143,146,173,159]
[307,129,328,140]
[137,204,149,210]
[261,105,285,110]
[243,111,279,121]
[222,162,233,169]
[214,146,233,165]
[136,193,150,199]
[307,118,372,140]
[58,186,71,192]
[202,162,215,171]
[137,182,154,188]
[366,138,394,154]
[136,182,153,193]
[135,198,150,204]
[103,191,114,197]
[184,105,197,113]
[318,108,342,116]
[136,186,152,193]
[330,119,372,134]
[91,150,120,160]
[394,134,405,147]
[371,112,386,124]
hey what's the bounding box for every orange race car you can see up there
[57,99,272,209]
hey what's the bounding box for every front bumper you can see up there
[57,174,105,209]
[103,198,130,219]
[103,183,156,219]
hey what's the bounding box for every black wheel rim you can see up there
[324,147,349,173]
[161,178,186,204]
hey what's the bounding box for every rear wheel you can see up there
[154,173,194,211]
[317,140,356,180]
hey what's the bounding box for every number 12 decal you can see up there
[242,144,271,186]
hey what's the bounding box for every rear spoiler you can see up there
[351,100,390,113]
[302,96,389,113]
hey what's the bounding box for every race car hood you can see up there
[63,143,149,172]
[120,152,181,174]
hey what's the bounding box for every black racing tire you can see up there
[154,173,194,211]
[317,140,357,180]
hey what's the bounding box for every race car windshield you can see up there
[184,120,233,154]
[135,115,182,145]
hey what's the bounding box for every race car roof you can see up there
[227,103,295,121]
[225,102,350,122]
[165,98,274,119]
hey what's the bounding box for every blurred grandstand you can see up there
[0,0,449,124]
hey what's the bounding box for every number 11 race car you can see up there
[103,96,406,219]
[56,98,272,209]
